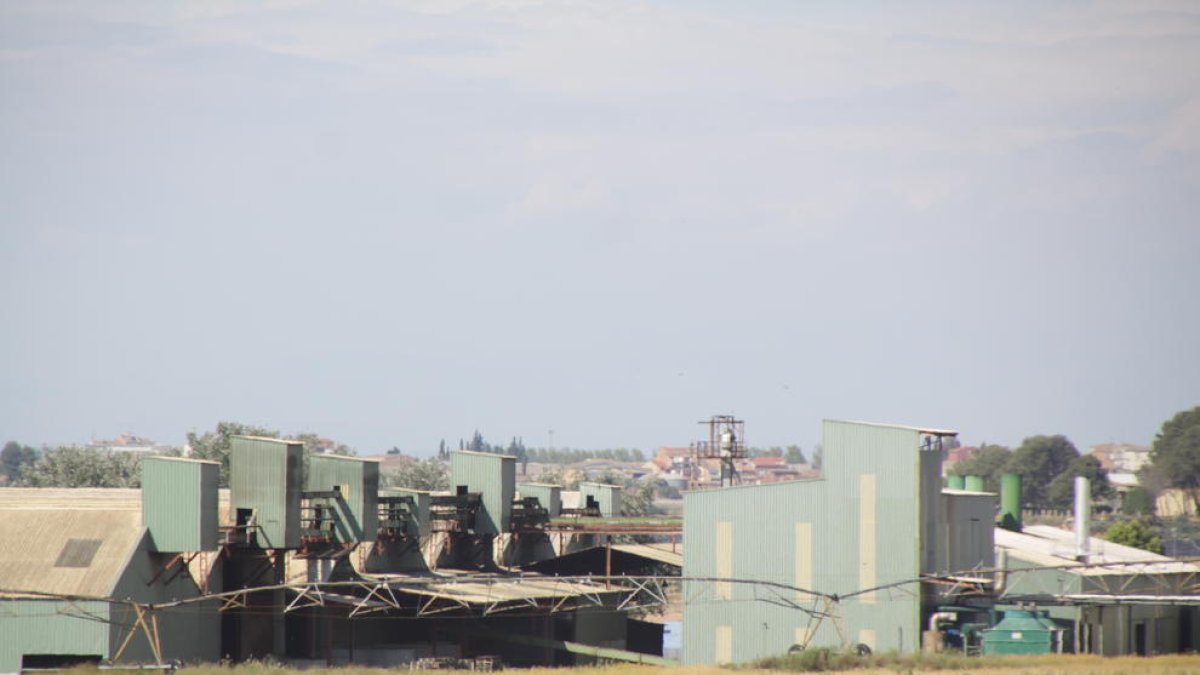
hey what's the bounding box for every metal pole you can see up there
[606,537,612,590]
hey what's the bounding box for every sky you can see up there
[1,1,1198,457]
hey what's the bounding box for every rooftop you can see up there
[996,524,1198,576]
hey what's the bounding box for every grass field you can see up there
[170,654,1200,675]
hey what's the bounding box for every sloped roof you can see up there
[0,489,145,598]
[996,524,1197,576]
[612,543,683,567]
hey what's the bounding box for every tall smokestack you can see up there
[1074,476,1091,562]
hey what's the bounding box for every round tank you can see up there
[1000,473,1022,531]
[946,474,965,490]
[964,475,985,492]
[982,610,1058,655]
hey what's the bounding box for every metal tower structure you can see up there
[692,414,745,487]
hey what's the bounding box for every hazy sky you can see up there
[2,1,1198,457]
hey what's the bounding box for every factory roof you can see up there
[612,543,683,567]
[827,419,959,436]
[0,489,145,598]
[453,450,516,459]
[996,525,1198,576]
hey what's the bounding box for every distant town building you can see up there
[1087,442,1151,474]
[88,433,172,454]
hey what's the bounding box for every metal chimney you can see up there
[1074,476,1090,562]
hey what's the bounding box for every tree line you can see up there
[949,435,1112,510]
[0,421,355,489]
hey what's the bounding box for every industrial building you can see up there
[682,419,994,664]
[994,524,1200,654]
[8,421,1199,669]
[0,441,662,670]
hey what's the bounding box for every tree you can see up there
[950,444,1012,492]
[20,446,143,488]
[1122,486,1155,517]
[1004,435,1079,509]
[187,421,280,487]
[288,432,354,456]
[1046,455,1112,510]
[784,445,806,465]
[1,441,39,484]
[1103,519,1163,554]
[1146,406,1200,513]
[386,458,449,491]
[811,444,823,471]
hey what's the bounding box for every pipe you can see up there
[1075,476,1090,562]
[928,611,955,632]
[1000,473,1022,531]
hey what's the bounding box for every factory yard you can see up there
[170,654,1200,675]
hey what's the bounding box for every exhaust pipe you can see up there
[1074,476,1090,562]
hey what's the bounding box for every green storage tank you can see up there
[964,475,986,492]
[999,473,1022,531]
[945,474,965,490]
[982,610,1059,655]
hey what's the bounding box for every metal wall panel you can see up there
[230,436,303,549]
[579,482,623,517]
[142,457,219,552]
[0,600,110,672]
[450,451,515,535]
[109,532,221,664]
[307,455,380,542]
[517,483,561,517]
[383,488,431,534]
[944,492,996,574]
[682,420,927,664]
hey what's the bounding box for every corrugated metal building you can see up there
[995,525,1200,655]
[305,454,380,542]
[0,487,220,671]
[578,482,623,518]
[231,436,303,549]
[682,419,988,664]
[449,451,515,535]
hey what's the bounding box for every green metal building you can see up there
[230,436,303,549]
[143,456,220,552]
[682,419,987,664]
[305,454,380,543]
[995,524,1200,655]
[449,451,515,535]
[518,483,562,517]
[579,482,623,518]
[0,488,220,671]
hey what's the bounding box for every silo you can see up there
[999,473,1022,531]
[964,475,985,492]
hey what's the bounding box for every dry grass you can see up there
[168,654,1200,675]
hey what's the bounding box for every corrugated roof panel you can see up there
[0,508,144,597]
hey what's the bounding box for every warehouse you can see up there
[682,419,994,665]
[994,524,1200,655]
[0,462,222,672]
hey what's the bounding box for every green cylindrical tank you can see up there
[946,474,965,490]
[1000,473,1022,531]
[982,610,1058,655]
[964,475,985,492]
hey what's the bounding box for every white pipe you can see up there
[928,611,955,632]
[1075,476,1090,562]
